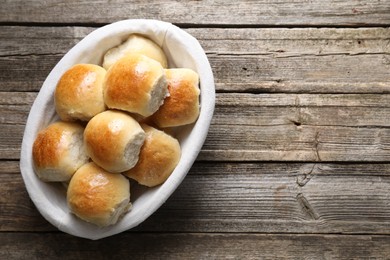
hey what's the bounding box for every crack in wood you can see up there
[290,120,302,126]
[296,193,320,220]
[206,52,390,58]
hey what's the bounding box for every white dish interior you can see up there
[19,19,215,240]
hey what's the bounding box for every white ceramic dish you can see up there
[19,19,215,240]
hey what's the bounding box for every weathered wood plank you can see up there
[4,160,390,176]
[3,92,390,161]
[3,27,390,58]
[5,92,390,124]
[201,93,390,161]
[4,53,389,93]
[1,0,390,26]
[3,162,390,233]
[1,232,390,259]
[144,163,390,234]
[200,126,390,162]
[1,26,390,93]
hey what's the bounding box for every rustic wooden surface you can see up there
[1,1,390,259]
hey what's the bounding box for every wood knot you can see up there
[296,193,319,220]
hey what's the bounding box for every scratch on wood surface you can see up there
[296,193,320,220]
[314,131,321,161]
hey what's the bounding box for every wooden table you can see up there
[1,1,390,259]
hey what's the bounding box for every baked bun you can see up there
[124,124,181,187]
[104,54,168,117]
[55,64,106,121]
[32,121,89,182]
[102,34,168,70]
[67,162,131,227]
[84,110,145,173]
[152,68,200,128]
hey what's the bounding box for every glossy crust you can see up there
[84,110,145,173]
[67,162,131,227]
[32,121,88,182]
[152,68,200,128]
[124,124,181,187]
[55,64,106,121]
[102,34,168,70]
[104,54,168,117]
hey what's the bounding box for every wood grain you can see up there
[1,0,390,26]
[201,93,390,161]
[1,232,390,259]
[2,0,390,258]
[4,162,390,234]
[1,27,389,93]
[0,160,19,174]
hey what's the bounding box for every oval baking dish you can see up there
[20,19,215,240]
